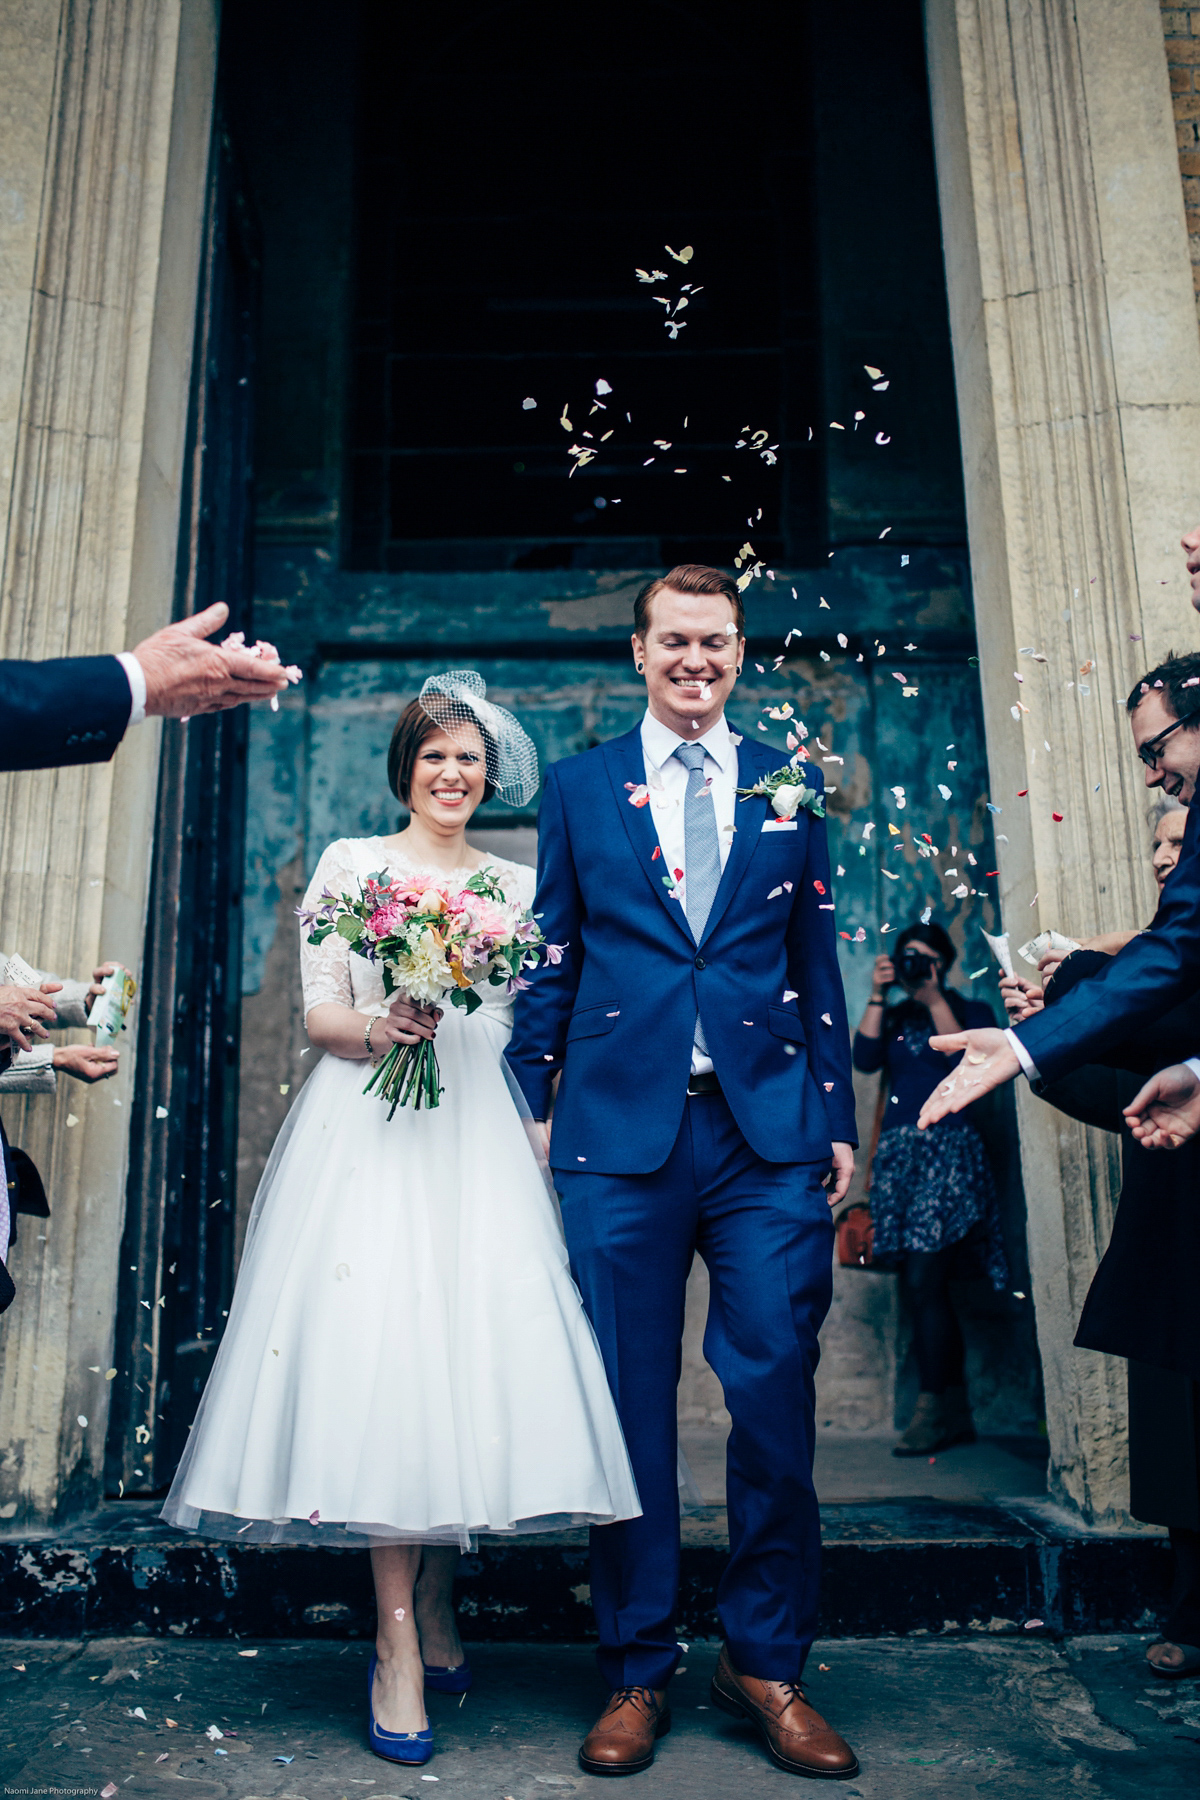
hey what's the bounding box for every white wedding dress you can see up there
[162,836,641,1547]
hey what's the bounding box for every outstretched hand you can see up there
[54,1043,120,1083]
[134,602,294,718]
[915,1027,1020,1129]
[1123,1063,1200,1149]
[0,980,62,1051]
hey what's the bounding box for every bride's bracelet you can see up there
[364,1014,379,1061]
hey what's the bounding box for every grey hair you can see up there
[1147,792,1186,833]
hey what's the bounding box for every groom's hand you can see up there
[824,1141,855,1207]
[532,1119,552,1158]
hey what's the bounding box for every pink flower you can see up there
[366,901,405,939]
[466,895,514,941]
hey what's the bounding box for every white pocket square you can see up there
[761,818,798,833]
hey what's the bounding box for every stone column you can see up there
[924,0,1200,1521]
[0,0,218,1527]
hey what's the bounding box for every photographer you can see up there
[853,922,1008,1456]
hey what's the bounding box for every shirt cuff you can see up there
[1004,1027,1041,1083]
[1185,1057,1200,1084]
[116,651,147,726]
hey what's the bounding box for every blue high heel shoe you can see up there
[423,1657,472,1695]
[367,1655,434,1765]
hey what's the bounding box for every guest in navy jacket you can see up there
[914,647,1200,1133]
[0,598,293,771]
[506,565,860,1781]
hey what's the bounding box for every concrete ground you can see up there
[679,1422,1050,1505]
[3,1635,1197,1799]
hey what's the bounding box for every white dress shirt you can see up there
[1004,1027,1039,1083]
[640,709,739,1075]
[115,651,147,726]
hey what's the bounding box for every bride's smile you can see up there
[408,729,488,830]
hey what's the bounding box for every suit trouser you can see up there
[555,1091,834,1690]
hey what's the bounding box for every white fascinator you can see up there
[417,670,540,808]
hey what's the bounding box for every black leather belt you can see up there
[686,1070,722,1097]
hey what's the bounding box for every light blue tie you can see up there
[675,741,722,1057]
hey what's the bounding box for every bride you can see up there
[162,671,640,1765]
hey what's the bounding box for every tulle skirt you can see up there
[161,1006,641,1548]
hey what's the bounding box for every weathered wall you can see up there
[0,0,219,1527]
[1162,1,1200,322]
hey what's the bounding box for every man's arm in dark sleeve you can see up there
[504,765,585,1118]
[1015,805,1200,1084]
[1032,1065,1123,1133]
[0,656,133,771]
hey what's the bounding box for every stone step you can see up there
[0,1499,1168,1642]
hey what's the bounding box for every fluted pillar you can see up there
[0,0,217,1526]
[924,0,1200,1521]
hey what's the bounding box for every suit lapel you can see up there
[603,729,695,945]
[698,738,769,948]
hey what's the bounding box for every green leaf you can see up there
[450,987,482,1014]
[336,915,364,942]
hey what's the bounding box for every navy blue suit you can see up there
[1015,804,1200,1083]
[506,727,855,1688]
[0,655,132,771]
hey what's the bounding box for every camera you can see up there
[896,946,936,985]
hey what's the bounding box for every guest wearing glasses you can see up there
[914,647,1200,1129]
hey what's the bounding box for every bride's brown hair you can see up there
[387,698,498,806]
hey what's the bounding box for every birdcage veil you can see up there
[417,670,540,808]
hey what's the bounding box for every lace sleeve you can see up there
[299,839,361,1018]
[492,859,537,912]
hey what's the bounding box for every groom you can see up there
[507,565,859,1778]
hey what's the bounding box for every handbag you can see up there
[836,1204,874,1268]
[835,1074,888,1269]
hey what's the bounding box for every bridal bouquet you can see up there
[301,869,561,1115]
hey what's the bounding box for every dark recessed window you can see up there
[346,0,821,571]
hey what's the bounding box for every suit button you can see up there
[694,955,706,970]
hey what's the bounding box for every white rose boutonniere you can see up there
[736,758,825,819]
[770,783,806,820]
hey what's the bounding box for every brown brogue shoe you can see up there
[578,1685,671,1776]
[710,1646,858,1778]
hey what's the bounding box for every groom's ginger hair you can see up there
[634,565,745,639]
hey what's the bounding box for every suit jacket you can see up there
[505,728,857,1174]
[1015,802,1200,1084]
[1032,973,1200,1382]
[0,655,132,771]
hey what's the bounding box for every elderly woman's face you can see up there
[1152,809,1188,888]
